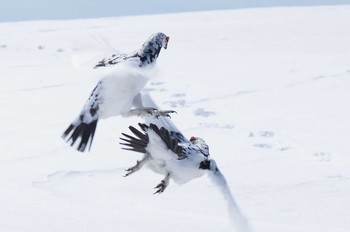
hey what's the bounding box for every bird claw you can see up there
[154,110,177,119]
[129,108,177,119]
[123,158,147,177]
[153,174,170,194]
[123,168,137,177]
[129,107,157,117]
[123,168,135,177]
[153,182,167,194]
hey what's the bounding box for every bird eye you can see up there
[190,136,196,142]
[166,36,170,42]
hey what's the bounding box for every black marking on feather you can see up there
[94,53,130,69]
[149,124,186,159]
[119,125,149,154]
[62,120,98,152]
[138,123,149,132]
[120,123,185,159]
[94,33,167,69]
[90,107,97,117]
[199,160,211,170]
[170,131,186,143]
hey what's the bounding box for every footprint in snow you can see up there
[171,93,186,98]
[144,81,167,92]
[249,130,291,151]
[194,108,215,117]
[249,131,274,138]
[198,122,234,129]
[327,175,349,181]
[164,93,187,108]
[253,143,273,149]
[165,99,186,108]
[313,152,333,162]
[150,81,165,86]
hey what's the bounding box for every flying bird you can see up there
[120,92,252,232]
[62,32,170,152]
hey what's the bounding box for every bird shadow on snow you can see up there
[32,168,124,196]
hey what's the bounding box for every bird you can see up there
[62,32,171,152]
[120,123,211,193]
[119,92,252,232]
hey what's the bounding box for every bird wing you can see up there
[93,52,136,69]
[208,164,252,232]
[70,32,123,69]
[147,124,186,159]
[62,65,151,152]
[72,48,124,69]
[120,123,186,160]
[62,80,102,152]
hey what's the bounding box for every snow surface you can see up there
[1,5,350,232]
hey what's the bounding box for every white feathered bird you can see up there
[120,92,252,232]
[62,32,170,152]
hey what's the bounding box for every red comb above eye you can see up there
[190,136,196,141]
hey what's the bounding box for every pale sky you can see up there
[1,0,350,22]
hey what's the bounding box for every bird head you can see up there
[142,32,169,50]
[151,32,169,49]
[164,35,170,49]
[190,136,210,157]
[137,32,169,66]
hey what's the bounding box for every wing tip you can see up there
[62,120,98,152]
[120,124,149,154]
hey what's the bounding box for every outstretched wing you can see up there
[120,124,149,154]
[94,52,138,69]
[63,60,151,152]
[208,164,252,232]
[62,81,102,152]
[120,123,186,160]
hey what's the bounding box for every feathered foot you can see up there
[129,107,177,118]
[154,174,170,194]
[154,110,177,119]
[124,154,150,177]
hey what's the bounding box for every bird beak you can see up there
[164,36,170,49]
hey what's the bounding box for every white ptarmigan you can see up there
[62,32,170,152]
[120,92,252,232]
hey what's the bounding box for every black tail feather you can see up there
[62,120,98,152]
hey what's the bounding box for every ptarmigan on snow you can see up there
[62,32,171,152]
[120,92,251,232]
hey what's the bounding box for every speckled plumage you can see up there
[62,33,169,152]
